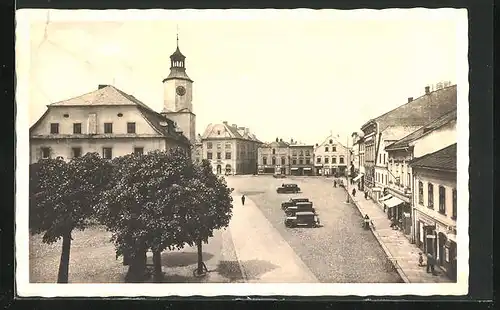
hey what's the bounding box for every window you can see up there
[272,149,276,155]
[292,150,297,156]
[299,150,304,156]
[329,139,333,144]
[281,157,286,165]
[207,142,213,149]
[292,159,297,165]
[452,189,457,219]
[41,147,51,159]
[225,152,231,159]
[383,154,386,164]
[385,174,388,185]
[127,122,136,134]
[73,123,82,134]
[217,143,222,150]
[438,186,446,214]
[272,157,276,165]
[299,159,303,165]
[332,157,337,164]
[134,147,144,155]
[305,150,310,156]
[225,143,231,149]
[207,152,213,160]
[379,154,382,163]
[305,158,311,165]
[325,146,329,152]
[407,173,411,188]
[263,157,267,165]
[50,123,59,134]
[217,130,221,135]
[418,181,424,204]
[317,157,321,163]
[324,157,329,163]
[428,183,434,208]
[339,156,344,164]
[104,123,113,134]
[217,152,222,159]
[332,146,336,152]
[72,147,82,158]
[102,147,112,159]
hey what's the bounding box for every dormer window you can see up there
[329,139,333,144]
[217,130,221,135]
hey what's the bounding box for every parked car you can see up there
[284,211,319,228]
[281,197,310,210]
[276,183,301,194]
[273,173,286,178]
[284,201,315,216]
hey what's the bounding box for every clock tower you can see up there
[162,33,196,144]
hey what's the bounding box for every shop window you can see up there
[418,181,424,205]
[438,186,446,214]
[427,183,434,209]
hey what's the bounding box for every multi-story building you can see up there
[313,134,350,176]
[289,140,314,176]
[193,133,203,163]
[258,138,290,175]
[200,121,261,175]
[29,37,194,163]
[410,143,457,281]
[360,85,457,202]
[384,109,457,240]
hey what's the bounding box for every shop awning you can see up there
[353,174,364,182]
[304,167,312,170]
[379,194,392,201]
[291,168,298,170]
[372,187,383,192]
[384,197,404,209]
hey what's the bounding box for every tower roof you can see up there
[170,45,186,60]
[163,30,193,83]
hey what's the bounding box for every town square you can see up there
[20,9,465,289]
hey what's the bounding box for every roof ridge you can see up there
[48,86,107,106]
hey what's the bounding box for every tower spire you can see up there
[176,24,179,48]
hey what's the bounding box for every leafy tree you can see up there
[97,148,197,282]
[29,153,113,283]
[185,159,234,276]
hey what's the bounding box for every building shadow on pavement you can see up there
[217,259,279,281]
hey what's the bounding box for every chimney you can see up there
[425,86,430,94]
[407,97,413,103]
[232,124,238,128]
[290,138,294,144]
[279,138,283,142]
[275,137,279,142]
[98,84,108,90]
[223,121,228,125]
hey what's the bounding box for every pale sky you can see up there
[18,9,467,144]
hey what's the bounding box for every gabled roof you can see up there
[314,134,347,151]
[34,85,189,144]
[261,140,290,148]
[409,143,457,172]
[386,109,457,151]
[201,122,261,143]
[362,85,457,132]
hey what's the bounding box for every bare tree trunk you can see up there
[57,231,72,283]
[152,250,163,282]
[197,239,204,274]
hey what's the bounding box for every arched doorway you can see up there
[216,164,222,174]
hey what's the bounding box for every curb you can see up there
[343,188,411,283]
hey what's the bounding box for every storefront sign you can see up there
[426,234,436,239]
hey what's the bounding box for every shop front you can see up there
[415,212,437,256]
[386,187,412,235]
[291,167,300,176]
[443,233,457,281]
[303,167,313,176]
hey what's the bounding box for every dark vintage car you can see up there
[276,183,301,194]
[273,173,286,178]
[284,201,315,216]
[281,197,310,210]
[284,211,319,228]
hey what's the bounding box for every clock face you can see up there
[176,86,186,96]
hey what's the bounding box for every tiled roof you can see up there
[409,143,457,171]
[45,85,188,144]
[363,85,457,132]
[262,140,290,148]
[386,109,457,151]
[382,125,423,141]
[202,122,261,143]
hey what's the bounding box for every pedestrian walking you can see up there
[352,188,356,197]
[418,252,424,267]
[333,180,337,187]
[426,253,436,274]
[241,195,246,206]
[364,191,368,199]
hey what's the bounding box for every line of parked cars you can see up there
[277,183,320,228]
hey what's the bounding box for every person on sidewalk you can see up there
[333,180,337,187]
[363,214,370,230]
[364,191,368,199]
[352,188,356,197]
[426,253,436,275]
[241,195,246,206]
[418,252,424,267]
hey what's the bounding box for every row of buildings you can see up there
[350,83,458,281]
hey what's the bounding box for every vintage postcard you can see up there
[15,8,469,297]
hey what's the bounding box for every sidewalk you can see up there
[229,192,319,283]
[342,182,452,283]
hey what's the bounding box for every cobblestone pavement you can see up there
[225,175,403,283]
[334,179,453,283]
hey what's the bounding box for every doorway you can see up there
[216,164,222,174]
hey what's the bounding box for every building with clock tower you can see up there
[161,35,196,145]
